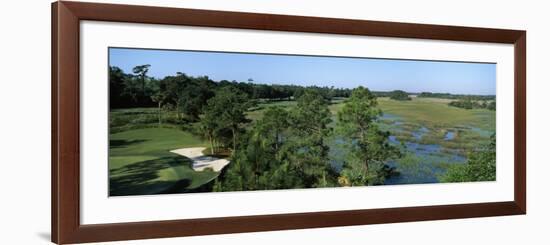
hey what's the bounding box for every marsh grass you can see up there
[249,97,495,183]
[109,96,495,195]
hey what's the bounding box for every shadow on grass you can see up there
[109,155,195,196]
[157,179,192,194]
[109,139,148,149]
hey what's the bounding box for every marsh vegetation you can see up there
[108,62,496,196]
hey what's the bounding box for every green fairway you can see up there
[109,97,495,195]
[106,47,498,192]
[109,127,218,196]
[247,100,297,121]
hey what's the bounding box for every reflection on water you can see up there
[329,133,467,184]
[381,113,400,120]
[412,127,429,140]
[444,131,455,140]
[384,135,466,184]
[329,112,492,185]
[329,137,346,172]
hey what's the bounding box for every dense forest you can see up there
[110,65,352,110]
[389,90,411,101]
[109,64,496,192]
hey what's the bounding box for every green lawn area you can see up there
[109,127,218,196]
[247,100,297,121]
[109,98,494,195]
[248,99,343,122]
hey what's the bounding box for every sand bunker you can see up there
[170,147,230,172]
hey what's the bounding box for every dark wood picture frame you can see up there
[51,1,526,244]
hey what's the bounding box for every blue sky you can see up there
[109,47,496,95]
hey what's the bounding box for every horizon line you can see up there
[110,65,495,96]
[109,47,496,96]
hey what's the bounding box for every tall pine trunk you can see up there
[360,128,369,175]
[231,127,237,153]
[141,76,145,95]
[175,101,180,120]
[364,158,369,176]
[157,101,161,127]
[209,134,214,155]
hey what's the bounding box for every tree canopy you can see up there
[337,87,401,186]
[389,90,411,101]
[449,99,496,110]
[440,135,496,182]
[109,64,494,192]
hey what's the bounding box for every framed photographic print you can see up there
[52,1,526,244]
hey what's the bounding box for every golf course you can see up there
[109,126,219,196]
[108,48,496,196]
[109,95,495,195]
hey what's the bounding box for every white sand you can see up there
[170,147,230,172]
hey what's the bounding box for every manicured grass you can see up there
[109,97,495,194]
[248,99,343,122]
[110,107,183,133]
[247,100,297,121]
[109,127,218,196]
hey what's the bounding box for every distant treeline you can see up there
[418,92,495,101]
[109,64,495,190]
[110,64,493,115]
[110,65,353,110]
[449,99,496,110]
[111,64,404,189]
[388,90,411,101]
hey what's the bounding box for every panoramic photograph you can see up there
[108,47,496,197]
